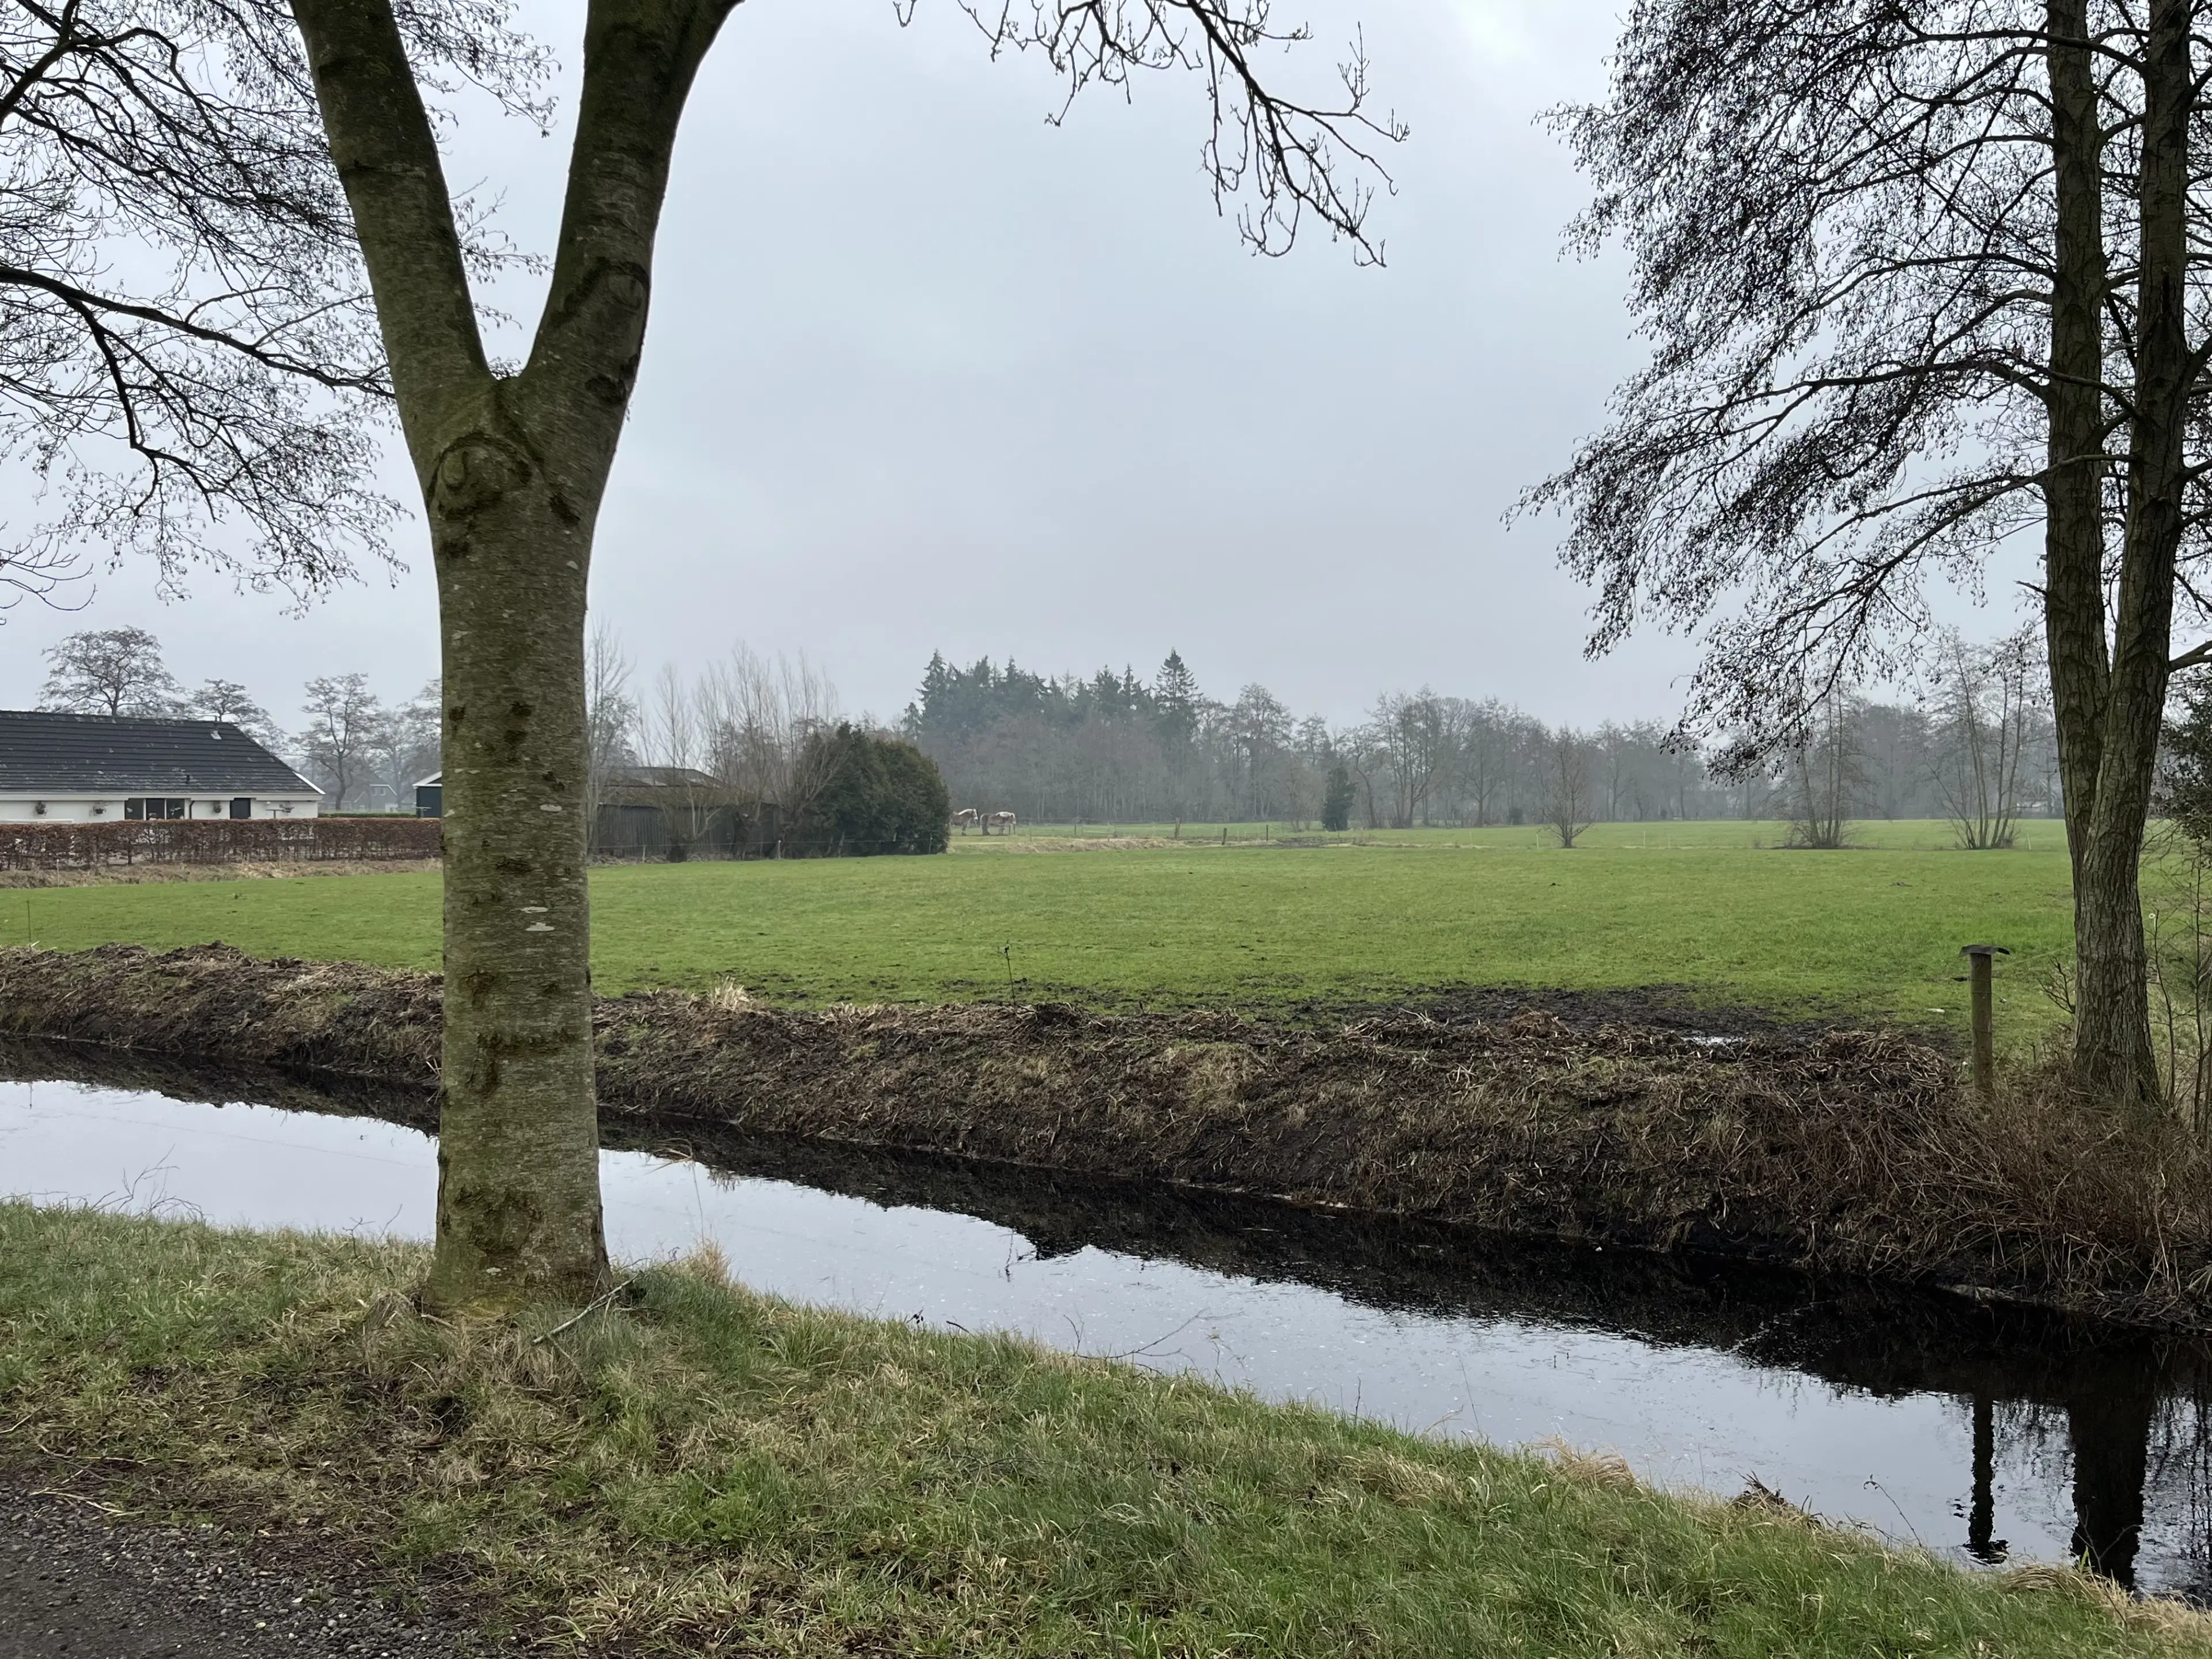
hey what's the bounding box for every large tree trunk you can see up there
[2043,0,2107,904]
[293,0,733,1308]
[2043,0,2189,1110]
[425,437,608,1306]
[2082,0,2191,1110]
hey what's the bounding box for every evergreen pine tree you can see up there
[1321,762,1357,832]
[1154,649,1200,745]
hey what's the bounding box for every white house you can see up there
[0,710,323,823]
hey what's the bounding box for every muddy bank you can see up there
[5,942,2209,1327]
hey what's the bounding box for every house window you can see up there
[123,798,187,821]
[230,798,252,820]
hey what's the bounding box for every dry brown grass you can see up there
[983,834,1187,852]
[1541,1437,1643,1492]
[8,944,2212,1324]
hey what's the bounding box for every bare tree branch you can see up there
[923,0,1404,262]
[0,0,545,607]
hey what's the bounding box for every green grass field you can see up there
[6,819,2090,1039]
[2,1205,2198,1656]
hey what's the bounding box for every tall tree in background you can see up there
[286,0,1396,1307]
[40,628,182,716]
[188,677,274,726]
[369,681,444,808]
[1366,689,1444,828]
[1541,732,1594,849]
[299,672,389,809]
[1527,2,2210,1107]
[1320,762,1355,832]
[1153,650,1202,747]
[1784,694,1863,852]
[186,678,287,750]
[1929,630,2041,851]
[584,624,638,850]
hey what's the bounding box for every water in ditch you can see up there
[5,1045,2210,1600]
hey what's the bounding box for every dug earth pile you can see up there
[6,943,2210,1328]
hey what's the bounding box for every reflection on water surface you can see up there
[4,1044,2210,1598]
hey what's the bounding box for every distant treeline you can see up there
[902,648,2065,831]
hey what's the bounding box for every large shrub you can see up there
[1320,763,1355,832]
[789,725,950,855]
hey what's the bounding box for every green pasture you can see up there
[7,819,2093,1037]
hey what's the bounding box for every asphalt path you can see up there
[0,1475,504,1658]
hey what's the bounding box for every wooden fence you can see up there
[0,816,442,871]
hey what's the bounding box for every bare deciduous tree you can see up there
[698,643,842,821]
[186,678,281,745]
[368,680,441,810]
[1929,630,2040,851]
[1227,683,1296,819]
[637,662,724,857]
[1362,690,1445,828]
[298,672,388,810]
[1783,695,1863,851]
[1543,732,1594,849]
[1522,1,2212,1106]
[584,625,637,850]
[40,627,181,716]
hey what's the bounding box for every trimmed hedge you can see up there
[0,816,441,870]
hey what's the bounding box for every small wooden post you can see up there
[1960,944,2009,1095]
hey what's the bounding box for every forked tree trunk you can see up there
[2042,0,2188,1111]
[293,0,734,1308]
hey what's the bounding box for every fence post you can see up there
[1959,944,2009,1096]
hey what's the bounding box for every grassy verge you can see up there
[1,1204,2201,1657]
[0,819,2077,1035]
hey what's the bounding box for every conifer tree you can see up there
[1321,761,1356,832]
[1154,649,1201,746]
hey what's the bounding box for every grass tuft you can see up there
[2,1203,2206,1656]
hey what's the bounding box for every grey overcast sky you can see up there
[1,1,1945,732]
